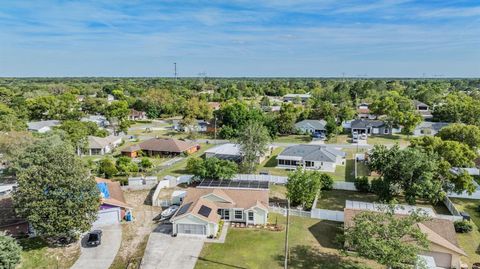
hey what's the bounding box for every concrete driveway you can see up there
[141,224,205,269]
[71,224,122,269]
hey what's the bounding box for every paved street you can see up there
[141,224,205,269]
[71,225,122,269]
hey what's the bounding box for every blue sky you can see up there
[0,0,479,77]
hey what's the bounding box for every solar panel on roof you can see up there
[198,205,212,218]
[176,202,192,216]
[196,179,269,189]
[210,181,221,187]
[219,181,230,187]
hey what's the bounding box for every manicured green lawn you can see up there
[450,198,480,267]
[316,190,378,210]
[274,135,312,144]
[366,134,410,147]
[195,214,381,269]
[17,237,80,269]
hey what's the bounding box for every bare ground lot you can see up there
[109,188,162,269]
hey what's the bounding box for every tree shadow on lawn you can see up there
[197,257,248,269]
[308,220,344,249]
[276,245,368,269]
[263,155,278,168]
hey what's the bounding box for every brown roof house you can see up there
[121,138,199,157]
[344,201,467,269]
[171,183,269,237]
[0,197,30,237]
[94,178,133,226]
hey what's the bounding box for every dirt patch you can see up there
[110,189,162,269]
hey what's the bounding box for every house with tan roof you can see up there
[170,183,269,237]
[121,137,199,157]
[344,204,467,269]
[83,135,122,155]
[94,178,133,226]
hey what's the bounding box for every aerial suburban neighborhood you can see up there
[1,1,480,269]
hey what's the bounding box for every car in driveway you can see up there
[86,230,103,247]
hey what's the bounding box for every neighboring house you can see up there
[474,157,480,169]
[277,145,346,172]
[171,182,269,237]
[413,100,433,119]
[83,135,123,156]
[344,203,467,269]
[208,102,221,111]
[121,138,199,157]
[413,121,450,137]
[27,120,60,133]
[204,143,271,163]
[81,115,110,128]
[295,119,327,135]
[356,103,377,119]
[107,94,115,103]
[77,95,85,102]
[173,119,210,133]
[94,178,133,226]
[129,109,147,121]
[283,93,311,103]
[349,119,400,136]
[0,197,30,237]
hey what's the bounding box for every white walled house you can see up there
[83,135,123,155]
[171,185,269,237]
[276,145,345,172]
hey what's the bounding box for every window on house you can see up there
[248,211,254,221]
[279,159,285,165]
[235,210,243,219]
[224,210,230,220]
[384,129,389,134]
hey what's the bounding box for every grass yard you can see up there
[155,143,214,178]
[17,237,80,269]
[365,134,410,147]
[316,190,452,215]
[316,190,378,210]
[449,198,480,267]
[274,135,312,144]
[195,213,382,269]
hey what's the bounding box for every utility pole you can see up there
[174,62,177,82]
[214,116,217,144]
[284,199,290,269]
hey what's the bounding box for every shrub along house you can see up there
[276,145,345,172]
[171,180,269,237]
[121,138,199,157]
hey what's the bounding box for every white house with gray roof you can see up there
[295,119,327,135]
[276,145,346,172]
[413,121,450,137]
[83,135,123,155]
[27,120,60,133]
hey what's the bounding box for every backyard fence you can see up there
[269,206,311,218]
[447,181,480,200]
[234,174,287,184]
[311,209,344,222]
[332,181,357,191]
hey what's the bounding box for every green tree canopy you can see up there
[343,206,429,269]
[237,120,271,173]
[0,233,22,269]
[186,157,237,181]
[286,169,322,209]
[12,136,100,242]
[437,123,480,149]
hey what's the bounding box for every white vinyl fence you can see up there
[332,181,357,191]
[311,209,344,222]
[447,181,480,200]
[234,174,287,184]
[269,206,311,218]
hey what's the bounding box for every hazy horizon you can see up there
[1,1,479,77]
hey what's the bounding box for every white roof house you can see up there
[204,143,271,163]
[84,135,123,156]
[27,120,60,133]
[277,145,346,172]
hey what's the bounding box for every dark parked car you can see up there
[86,230,102,247]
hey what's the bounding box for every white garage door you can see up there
[177,224,206,235]
[93,208,120,227]
[423,251,452,268]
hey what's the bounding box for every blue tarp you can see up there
[97,182,110,198]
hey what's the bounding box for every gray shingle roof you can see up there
[415,121,450,132]
[27,120,60,131]
[278,145,345,163]
[295,120,327,131]
[350,119,385,129]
